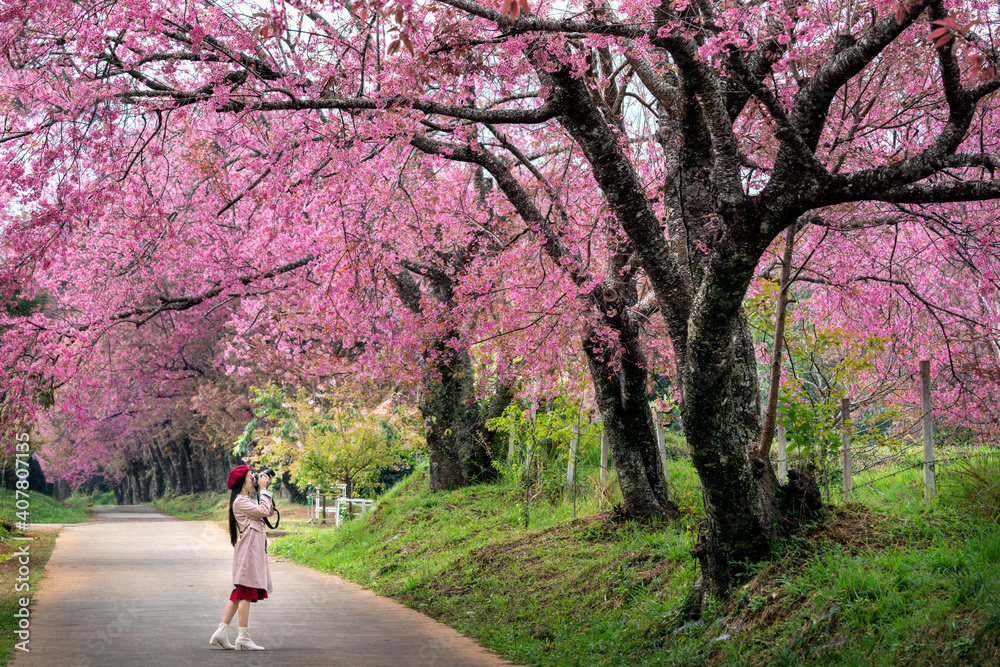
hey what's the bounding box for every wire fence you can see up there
[516,433,999,515]
[770,362,1000,505]
[775,430,999,503]
[851,448,999,494]
[511,368,1000,512]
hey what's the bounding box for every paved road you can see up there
[14,506,514,667]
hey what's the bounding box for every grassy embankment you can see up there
[0,489,97,666]
[265,452,1000,667]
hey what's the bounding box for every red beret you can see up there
[227,465,250,490]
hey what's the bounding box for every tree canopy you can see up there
[2,0,999,592]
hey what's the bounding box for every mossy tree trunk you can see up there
[387,261,491,492]
[418,338,476,491]
[583,278,674,520]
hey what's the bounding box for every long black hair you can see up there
[228,473,248,546]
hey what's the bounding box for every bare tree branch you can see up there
[111,255,317,325]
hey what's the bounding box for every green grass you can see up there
[0,531,58,666]
[64,491,117,508]
[269,457,1000,666]
[0,489,92,525]
[939,451,1000,523]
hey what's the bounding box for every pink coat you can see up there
[232,492,275,592]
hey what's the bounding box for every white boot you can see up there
[209,622,234,649]
[234,627,265,651]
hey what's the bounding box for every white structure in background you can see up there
[307,484,375,525]
[308,484,346,524]
[335,497,375,526]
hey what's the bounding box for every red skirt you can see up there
[230,585,268,603]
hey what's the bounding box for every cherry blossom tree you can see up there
[3,0,1000,594]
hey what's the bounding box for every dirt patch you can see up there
[635,559,674,587]
[471,513,613,565]
[757,596,800,627]
[576,561,608,584]
[569,511,612,529]
[609,500,683,523]
[717,584,814,653]
[530,624,555,641]
[471,538,529,566]
[572,511,622,542]
[972,612,1000,665]
[441,584,472,597]
[807,503,900,552]
[470,545,508,566]
[277,504,310,520]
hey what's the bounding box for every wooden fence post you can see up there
[566,421,578,489]
[841,397,852,501]
[600,431,609,500]
[921,360,935,500]
[527,399,538,476]
[655,410,669,486]
[777,422,787,485]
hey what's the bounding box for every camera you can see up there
[251,466,281,530]
[252,467,276,490]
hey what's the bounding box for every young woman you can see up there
[209,464,275,651]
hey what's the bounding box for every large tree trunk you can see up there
[280,470,307,502]
[123,473,137,505]
[27,455,47,493]
[389,267,487,492]
[201,447,226,492]
[583,297,674,519]
[151,442,176,497]
[217,450,234,489]
[169,441,191,496]
[149,452,165,499]
[419,339,476,491]
[682,309,779,595]
[181,437,207,494]
[587,354,672,518]
[134,459,151,502]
